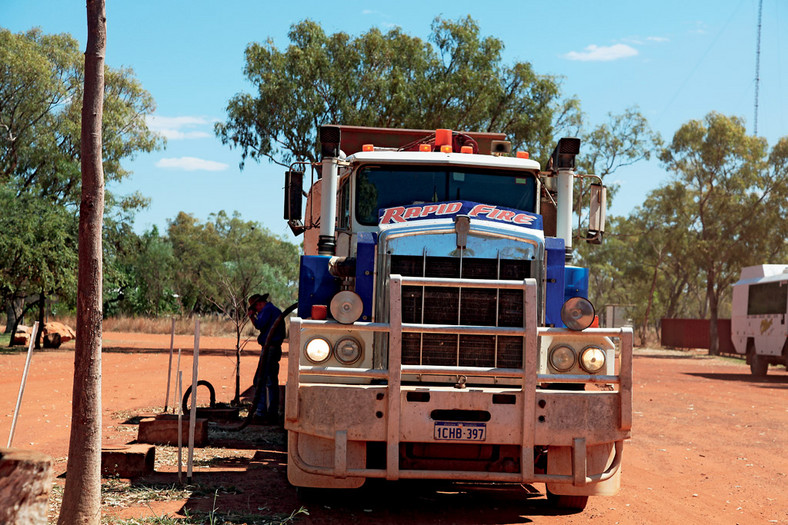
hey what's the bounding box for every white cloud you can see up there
[161,130,211,140]
[362,8,391,18]
[148,116,207,127]
[563,44,638,62]
[155,157,228,171]
[146,115,213,140]
[689,22,708,35]
[647,36,669,43]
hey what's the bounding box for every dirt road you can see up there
[1,334,786,524]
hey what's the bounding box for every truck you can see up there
[731,264,788,376]
[280,125,632,510]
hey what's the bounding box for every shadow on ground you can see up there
[633,354,699,360]
[131,425,588,524]
[172,469,583,524]
[685,371,788,388]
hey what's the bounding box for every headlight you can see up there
[579,346,606,373]
[549,345,576,372]
[305,337,331,363]
[561,297,596,331]
[334,337,362,365]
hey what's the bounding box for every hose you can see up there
[221,302,298,431]
[181,380,217,414]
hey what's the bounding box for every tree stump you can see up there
[0,448,54,525]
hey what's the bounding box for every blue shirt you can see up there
[252,302,286,346]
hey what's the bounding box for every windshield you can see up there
[355,165,538,225]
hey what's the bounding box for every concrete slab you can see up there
[101,444,154,478]
[137,415,208,446]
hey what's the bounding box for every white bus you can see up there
[731,264,788,376]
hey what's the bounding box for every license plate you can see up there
[434,421,486,441]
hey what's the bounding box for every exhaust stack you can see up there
[318,126,341,255]
[550,137,581,262]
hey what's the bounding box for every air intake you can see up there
[319,125,341,158]
[549,137,581,170]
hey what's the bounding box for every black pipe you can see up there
[181,380,217,415]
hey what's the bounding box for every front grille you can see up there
[391,255,530,368]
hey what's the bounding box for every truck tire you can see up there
[546,490,589,512]
[750,353,768,376]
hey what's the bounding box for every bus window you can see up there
[747,281,787,315]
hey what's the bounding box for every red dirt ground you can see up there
[1,333,787,524]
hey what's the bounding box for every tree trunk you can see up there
[0,448,54,525]
[664,274,689,319]
[707,273,720,356]
[57,2,105,524]
[34,291,45,350]
[8,298,41,348]
[234,329,242,406]
[3,298,23,333]
[642,253,664,346]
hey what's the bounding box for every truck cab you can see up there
[282,125,632,510]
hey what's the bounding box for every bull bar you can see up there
[285,275,633,485]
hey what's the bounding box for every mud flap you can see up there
[287,431,366,489]
[546,441,620,496]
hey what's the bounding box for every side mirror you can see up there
[284,170,305,235]
[586,183,606,244]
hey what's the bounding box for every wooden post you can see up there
[8,322,39,448]
[0,448,53,525]
[187,319,199,483]
[164,318,175,412]
[177,371,183,484]
[172,349,181,412]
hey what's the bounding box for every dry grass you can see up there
[50,315,258,338]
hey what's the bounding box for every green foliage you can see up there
[215,16,579,168]
[597,113,788,348]
[99,210,301,322]
[658,113,787,291]
[168,211,299,315]
[166,210,299,402]
[103,224,179,317]
[0,27,163,316]
[573,106,661,229]
[0,183,77,305]
[0,28,163,205]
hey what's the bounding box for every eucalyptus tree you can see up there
[0,186,77,345]
[167,211,299,403]
[58,1,106,522]
[0,26,162,328]
[216,16,581,168]
[573,107,661,232]
[0,28,160,203]
[613,183,696,342]
[168,211,299,316]
[659,113,788,354]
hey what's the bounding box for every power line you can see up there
[657,0,746,125]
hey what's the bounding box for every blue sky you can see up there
[3,1,786,242]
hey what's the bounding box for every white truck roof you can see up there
[734,264,788,286]
[347,151,541,171]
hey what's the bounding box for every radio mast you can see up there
[754,0,763,136]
